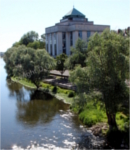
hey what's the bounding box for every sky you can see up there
[0,0,129,52]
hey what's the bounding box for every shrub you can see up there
[43,88,49,93]
[52,86,57,93]
[68,91,75,97]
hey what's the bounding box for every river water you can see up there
[0,58,105,149]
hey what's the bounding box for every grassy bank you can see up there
[11,77,37,89]
[11,77,129,130]
[11,77,74,104]
[72,99,129,132]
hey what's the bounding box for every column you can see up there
[82,31,87,42]
[52,33,54,57]
[56,32,62,55]
[73,31,78,47]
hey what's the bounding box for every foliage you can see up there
[64,38,87,69]
[20,31,39,46]
[69,65,89,93]
[40,82,74,95]
[56,53,67,71]
[12,42,21,47]
[68,91,75,97]
[41,34,46,42]
[70,29,129,128]
[4,45,55,88]
[12,31,45,50]
[27,41,45,49]
[52,86,57,94]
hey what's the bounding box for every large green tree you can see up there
[64,38,87,70]
[70,29,129,129]
[4,45,55,88]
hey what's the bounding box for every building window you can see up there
[62,32,66,54]
[62,32,66,40]
[50,44,52,56]
[78,31,82,39]
[54,33,56,44]
[54,44,57,56]
[70,32,73,46]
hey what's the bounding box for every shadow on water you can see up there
[6,80,69,127]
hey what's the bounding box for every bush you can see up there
[52,86,57,93]
[43,88,49,93]
[68,91,75,97]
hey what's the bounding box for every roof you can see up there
[50,70,69,77]
[63,8,85,19]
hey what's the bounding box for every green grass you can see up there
[11,77,36,88]
[40,82,75,104]
[11,77,75,104]
[78,101,107,127]
[40,82,74,95]
[72,100,129,130]
[55,93,74,104]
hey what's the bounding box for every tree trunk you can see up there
[106,111,118,130]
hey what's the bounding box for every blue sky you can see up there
[0,0,129,52]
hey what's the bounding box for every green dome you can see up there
[63,8,85,19]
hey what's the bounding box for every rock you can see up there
[89,123,108,136]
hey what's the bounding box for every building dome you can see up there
[63,8,85,19]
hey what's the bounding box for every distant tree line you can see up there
[0,52,4,57]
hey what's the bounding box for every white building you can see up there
[45,7,110,56]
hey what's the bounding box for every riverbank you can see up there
[11,77,74,104]
[11,77,129,130]
[11,77,129,148]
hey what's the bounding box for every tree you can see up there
[12,41,21,47]
[4,45,55,89]
[56,53,67,72]
[64,38,87,69]
[20,31,39,46]
[70,29,129,129]
[27,41,40,49]
[41,34,46,42]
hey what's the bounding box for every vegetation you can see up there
[4,45,55,88]
[4,28,129,147]
[68,91,75,97]
[70,29,129,130]
[13,31,45,49]
[64,38,87,69]
[11,77,36,88]
[11,76,75,104]
[56,53,68,75]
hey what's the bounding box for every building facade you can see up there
[45,8,110,57]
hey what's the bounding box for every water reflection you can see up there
[15,89,69,127]
[6,79,23,97]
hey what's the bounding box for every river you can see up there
[0,58,105,149]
